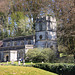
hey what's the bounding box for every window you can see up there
[39,35,42,40]
[7,42,11,46]
[42,23,46,30]
[50,45,53,49]
[21,41,24,45]
[14,41,17,46]
[39,24,42,31]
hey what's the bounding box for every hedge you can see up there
[33,63,75,75]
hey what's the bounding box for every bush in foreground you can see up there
[33,63,75,75]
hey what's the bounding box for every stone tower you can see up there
[35,15,57,49]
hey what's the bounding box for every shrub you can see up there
[33,63,75,75]
[54,55,74,63]
[26,48,56,63]
[26,48,41,62]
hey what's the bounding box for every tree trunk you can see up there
[74,54,75,63]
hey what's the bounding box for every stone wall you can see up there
[10,51,17,61]
[35,15,57,48]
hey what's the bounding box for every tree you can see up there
[26,48,41,62]
[10,11,33,36]
[0,0,9,13]
[0,11,34,39]
[50,0,75,59]
[0,0,52,39]
[41,48,56,62]
[26,48,56,62]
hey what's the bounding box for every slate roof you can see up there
[0,45,25,51]
[3,35,34,42]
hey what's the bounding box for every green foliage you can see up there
[33,63,75,75]
[41,48,56,62]
[11,12,24,22]
[55,55,74,63]
[58,44,75,63]
[58,45,68,53]
[26,48,41,62]
[10,11,33,36]
[58,36,75,58]
[0,11,34,40]
[26,48,56,63]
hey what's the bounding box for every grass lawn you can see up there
[0,66,58,75]
[0,62,33,65]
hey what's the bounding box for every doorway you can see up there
[6,55,9,61]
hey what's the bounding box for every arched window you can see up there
[21,41,24,45]
[14,41,17,46]
[7,42,11,46]
[39,35,42,40]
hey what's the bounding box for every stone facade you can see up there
[35,15,57,49]
[0,36,35,62]
[0,15,57,62]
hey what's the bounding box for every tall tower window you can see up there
[39,24,42,31]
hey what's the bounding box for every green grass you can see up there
[0,62,33,65]
[0,66,57,75]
